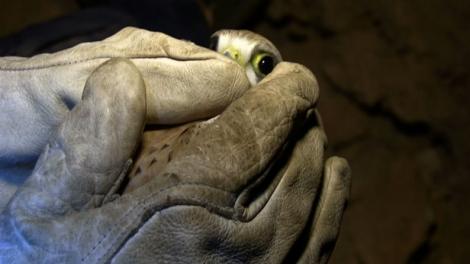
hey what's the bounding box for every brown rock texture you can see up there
[227,0,470,263]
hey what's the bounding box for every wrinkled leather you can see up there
[0,28,351,263]
[0,27,250,211]
[0,27,250,165]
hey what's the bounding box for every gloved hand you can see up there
[0,28,350,263]
[0,27,249,209]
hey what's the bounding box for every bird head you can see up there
[210,30,283,85]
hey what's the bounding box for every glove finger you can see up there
[4,58,146,253]
[102,27,252,124]
[232,114,328,263]
[294,157,351,264]
[1,27,229,72]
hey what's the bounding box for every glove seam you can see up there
[0,56,214,72]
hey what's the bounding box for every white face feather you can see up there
[210,30,282,86]
[217,36,257,66]
[245,65,258,86]
[217,36,259,85]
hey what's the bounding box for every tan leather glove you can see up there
[0,28,350,263]
[0,27,249,210]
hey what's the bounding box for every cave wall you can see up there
[242,1,470,263]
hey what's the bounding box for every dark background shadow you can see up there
[1,0,469,263]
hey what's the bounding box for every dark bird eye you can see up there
[209,36,219,51]
[257,55,274,75]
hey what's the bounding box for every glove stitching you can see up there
[0,56,214,72]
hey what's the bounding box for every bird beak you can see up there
[222,46,244,66]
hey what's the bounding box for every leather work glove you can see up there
[0,27,249,209]
[0,28,351,263]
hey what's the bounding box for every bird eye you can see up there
[252,53,275,76]
[209,36,219,51]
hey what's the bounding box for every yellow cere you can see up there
[222,46,246,66]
